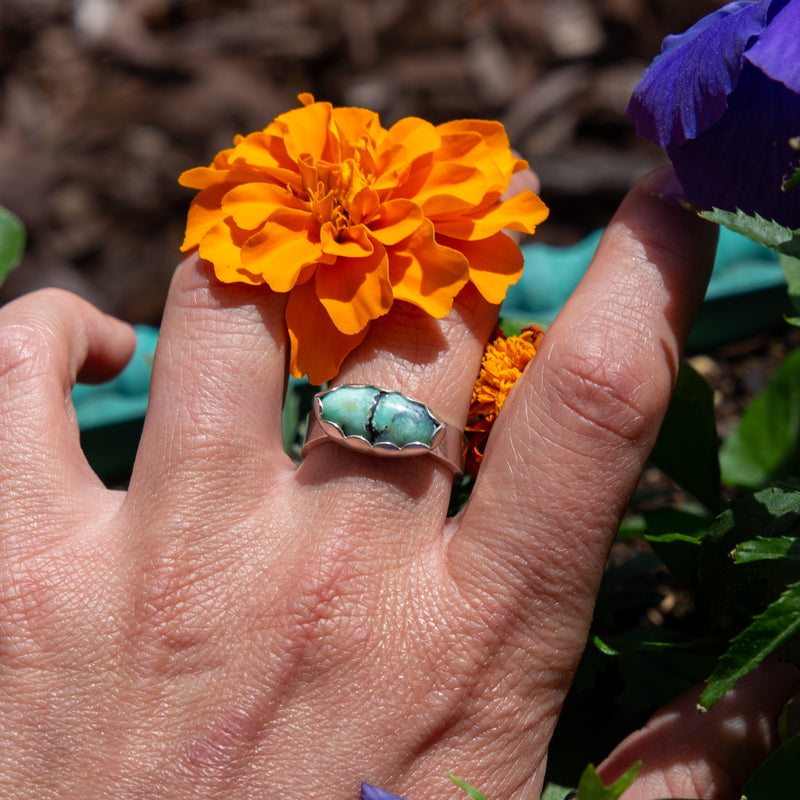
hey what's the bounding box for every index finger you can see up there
[0,289,136,513]
[450,169,717,643]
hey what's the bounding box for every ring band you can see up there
[301,385,465,476]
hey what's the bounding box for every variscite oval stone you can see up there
[318,385,442,451]
[318,385,378,439]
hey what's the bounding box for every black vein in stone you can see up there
[364,390,385,444]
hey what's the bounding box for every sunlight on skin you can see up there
[599,661,800,800]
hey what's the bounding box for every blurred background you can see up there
[0,0,727,325]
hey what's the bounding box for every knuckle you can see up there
[541,328,665,446]
[0,288,79,387]
[272,540,370,669]
[0,545,106,669]
[0,320,52,387]
[135,552,221,678]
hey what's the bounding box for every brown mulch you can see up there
[0,0,727,325]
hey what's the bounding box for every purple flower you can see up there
[361,783,408,800]
[626,0,800,229]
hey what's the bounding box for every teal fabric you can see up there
[503,226,784,324]
[73,324,158,430]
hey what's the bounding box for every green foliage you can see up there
[733,536,800,563]
[546,344,800,791]
[0,206,25,284]
[781,256,800,316]
[575,762,640,800]
[720,348,800,488]
[699,208,800,259]
[540,783,575,800]
[741,734,800,800]
[447,774,488,800]
[784,165,800,194]
[650,361,725,512]
[701,578,800,708]
[696,486,800,707]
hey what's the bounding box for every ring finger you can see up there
[296,288,498,540]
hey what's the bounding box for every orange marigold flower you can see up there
[178,94,549,384]
[465,324,544,478]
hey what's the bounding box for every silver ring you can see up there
[301,385,465,477]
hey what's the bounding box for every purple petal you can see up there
[626,0,771,147]
[668,63,800,228]
[361,783,409,800]
[745,0,800,92]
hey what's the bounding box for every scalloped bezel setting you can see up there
[314,385,444,456]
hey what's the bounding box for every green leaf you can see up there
[733,536,800,564]
[645,528,706,585]
[783,165,800,193]
[575,762,640,800]
[650,361,725,512]
[741,733,800,799]
[699,207,800,258]
[780,255,800,315]
[447,774,488,800]
[541,782,575,800]
[0,206,25,285]
[592,635,619,656]
[699,484,800,625]
[700,579,800,709]
[720,348,800,488]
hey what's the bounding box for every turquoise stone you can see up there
[319,385,378,439]
[369,391,439,448]
[318,385,442,450]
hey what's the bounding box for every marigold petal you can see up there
[316,245,392,336]
[442,231,524,305]
[225,131,304,192]
[275,100,334,163]
[178,164,257,191]
[465,324,543,477]
[228,130,286,167]
[181,183,235,252]
[331,106,386,158]
[436,119,524,182]
[385,116,441,160]
[179,165,224,191]
[221,182,302,230]
[286,280,369,384]
[343,187,378,226]
[438,130,507,189]
[374,117,441,189]
[240,209,327,292]
[320,222,375,258]
[198,220,264,285]
[389,219,469,317]
[434,190,550,240]
[368,199,424,245]
[413,163,488,216]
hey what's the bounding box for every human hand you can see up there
[0,168,793,799]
